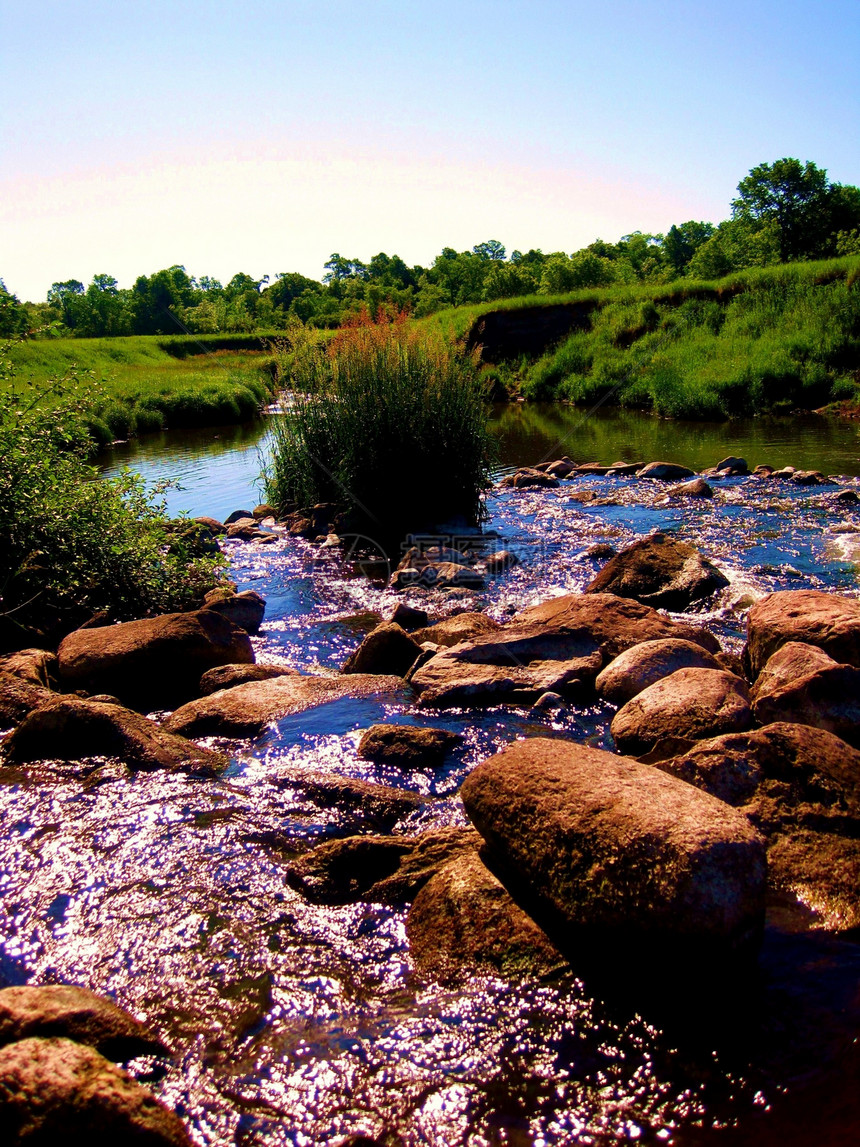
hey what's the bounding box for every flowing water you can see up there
[3,407,860,1144]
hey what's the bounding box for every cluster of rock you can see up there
[0,985,189,1144]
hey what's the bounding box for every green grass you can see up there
[431,256,860,419]
[6,333,278,446]
[263,317,495,543]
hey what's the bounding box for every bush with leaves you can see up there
[0,344,225,647]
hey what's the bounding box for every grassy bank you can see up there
[435,256,860,420]
[6,333,277,446]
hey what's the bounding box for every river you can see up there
[2,406,859,1144]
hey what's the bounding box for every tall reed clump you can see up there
[264,312,495,540]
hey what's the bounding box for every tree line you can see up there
[2,158,859,339]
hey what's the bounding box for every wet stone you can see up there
[357,723,462,768]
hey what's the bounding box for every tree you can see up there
[731,159,831,262]
[0,280,27,336]
[472,239,506,261]
[663,221,715,276]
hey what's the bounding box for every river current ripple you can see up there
[2,467,860,1144]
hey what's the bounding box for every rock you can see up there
[0,986,167,1060]
[225,509,255,524]
[460,738,766,958]
[500,468,560,489]
[288,517,314,538]
[3,697,227,776]
[0,675,57,731]
[772,467,796,479]
[410,612,501,647]
[252,503,278,520]
[715,456,749,475]
[225,519,266,540]
[193,515,226,535]
[484,550,519,574]
[657,722,860,813]
[198,662,298,696]
[751,649,860,747]
[595,638,724,705]
[530,690,565,712]
[791,470,829,486]
[585,542,616,560]
[766,831,860,931]
[342,623,423,677]
[669,477,713,498]
[584,532,729,610]
[424,562,485,589]
[635,462,697,481]
[826,489,860,505]
[201,589,266,634]
[297,774,422,832]
[545,459,575,478]
[752,465,774,477]
[58,610,254,710]
[287,826,481,905]
[610,668,752,757]
[745,590,860,677]
[164,673,406,739]
[0,1037,190,1145]
[357,723,462,768]
[407,851,565,984]
[387,602,429,631]
[0,649,57,689]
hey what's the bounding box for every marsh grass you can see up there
[264,313,494,539]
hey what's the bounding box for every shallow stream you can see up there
[2,406,860,1144]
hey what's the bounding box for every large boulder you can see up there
[745,590,860,678]
[342,623,423,677]
[584,532,729,611]
[751,646,860,746]
[357,723,462,768]
[657,722,860,813]
[0,1037,190,1145]
[410,593,719,708]
[0,675,57,731]
[164,673,407,739]
[595,638,724,705]
[0,649,57,689]
[635,462,696,481]
[201,588,266,634]
[410,612,502,648]
[0,986,166,1061]
[286,826,481,905]
[57,610,254,710]
[198,662,298,696]
[3,697,226,776]
[460,738,766,957]
[610,668,752,757]
[407,850,565,984]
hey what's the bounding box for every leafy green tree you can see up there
[663,221,716,276]
[0,281,28,336]
[473,239,506,261]
[732,159,831,262]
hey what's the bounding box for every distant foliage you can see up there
[264,312,494,540]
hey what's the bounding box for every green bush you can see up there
[264,314,495,543]
[0,346,224,646]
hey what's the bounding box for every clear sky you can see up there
[1,0,858,301]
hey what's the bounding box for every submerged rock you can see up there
[57,610,254,710]
[745,590,860,677]
[0,985,167,1061]
[342,623,423,677]
[357,723,462,768]
[484,550,519,574]
[0,1037,191,1146]
[407,850,565,984]
[584,532,729,611]
[595,638,725,705]
[164,673,407,739]
[287,826,481,905]
[460,737,766,959]
[3,696,226,776]
[610,668,752,757]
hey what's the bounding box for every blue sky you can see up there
[2,0,858,300]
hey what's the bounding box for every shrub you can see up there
[0,346,224,646]
[264,312,495,544]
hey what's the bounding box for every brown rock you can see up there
[669,477,713,498]
[767,831,860,931]
[611,668,751,757]
[0,649,57,689]
[297,774,422,832]
[636,461,697,480]
[410,612,502,647]
[202,588,266,634]
[461,737,765,956]
[484,550,519,574]
[342,623,423,677]
[745,590,860,677]
[198,662,298,696]
[287,825,481,905]
[595,638,724,704]
[193,515,226,535]
[357,723,462,768]
[506,467,560,489]
[224,509,254,524]
[584,532,729,610]
[225,518,266,540]
[752,656,860,746]
[3,697,226,776]
[252,503,278,520]
[407,851,565,984]
[57,610,254,710]
[750,641,839,702]
[0,675,57,731]
[387,602,429,631]
[0,985,167,1060]
[164,673,407,739]
[0,1037,191,1145]
[715,456,749,475]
